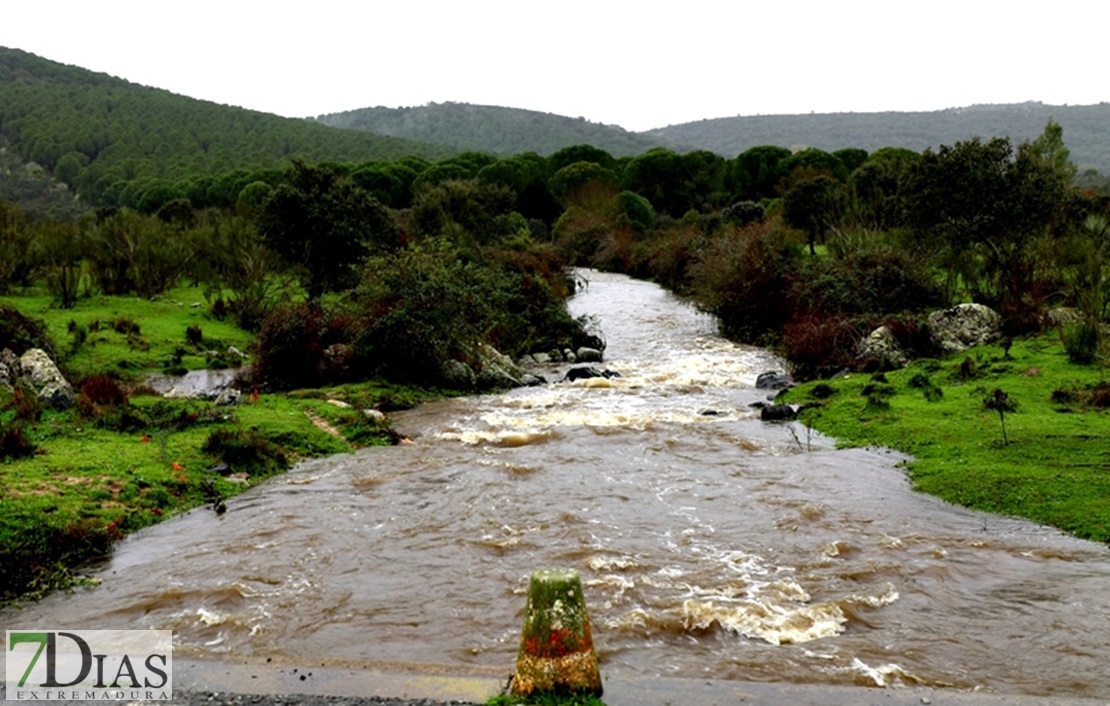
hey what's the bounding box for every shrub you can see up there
[722,200,765,228]
[789,245,945,319]
[113,317,140,335]
[0,304,57,358]
[691,222,800,344]
[0,421,37,460]
[809,383,836,399]
[202,428,287,477]
[782,314,868,380]
[863,384,895,413]
[635,219,706,293]
[252,301,337,390]
[354,241,525,384]
[10,386,42,422]
[1061,317,1102,364]
[80,374,128,406]
[185,324,204,347]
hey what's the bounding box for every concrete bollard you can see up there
[511,568,603,697]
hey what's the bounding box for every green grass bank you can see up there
[779,335,1110,544]
[0,285,437,603]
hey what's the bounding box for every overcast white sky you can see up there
[3,1,1105,132]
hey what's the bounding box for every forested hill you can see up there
[0,48,452,206]
[646,102,1110,175]
[311,102,682,157]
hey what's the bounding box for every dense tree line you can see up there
[3,50,1108,386]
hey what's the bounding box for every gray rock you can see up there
[857,325,908,369]
[19,348,75,409]
[531,352,552,365]
[755,371,793,390]
[164,385,203,400]
[0,348,16,392]
[227,345,248,360]
[760,404,799,421]
[214,388,242,406]
[575,347,603,363]
[1045,307,1082,328]
[563,349,577,364]
[475,344,525,390]
[440,359,476,390]
[520,373,547,387]
[927,303,1002,353]
[562,366,621,382]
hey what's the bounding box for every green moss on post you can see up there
[511,568,603,698]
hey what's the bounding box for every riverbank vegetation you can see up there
[779,336,1110,543]
[2,47,1109,600]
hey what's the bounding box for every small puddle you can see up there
[145,368,242,398]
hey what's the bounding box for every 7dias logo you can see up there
[6,630,172,701]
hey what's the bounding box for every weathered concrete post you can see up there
[511,568,603,697]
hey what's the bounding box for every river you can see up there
[4,270,1109,699]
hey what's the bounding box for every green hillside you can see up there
[0,47,452,206]
[646,102,1110,174]
[311,102,681,157]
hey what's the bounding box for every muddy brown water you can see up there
[4,271,1109,699]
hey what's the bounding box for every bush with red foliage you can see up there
[251,301,354,390]
[79,374,128,406]
[782,314,870,380]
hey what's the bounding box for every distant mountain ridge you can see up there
[317,100,1110,175]
[311,102,682,157]
[2,45,1107,215]
[646,101,1110,174]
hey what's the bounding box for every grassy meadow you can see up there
[0,285,431,602]
[780,335,1110,543]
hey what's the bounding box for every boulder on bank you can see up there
[214,388,241,406]
[0,348,18,392]
[927,303,1003,353]
[755,371,793,391]
[857,325,908,370]
[476,343,527,390]
[440,359,477,390]
[562,366,621,382]
[19,348,75,409]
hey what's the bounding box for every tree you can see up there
[477,153,558,222]
[846,147,919,231]
[548,161,619,210]
[622,148,690,216]
[732,145,791,201]
[409,178,518,247]
[982,388,1018,445]
[548,145,616,174]
[33,221,83,308]
[782,176,840,255]
[0,200,36,293]
[778,148,849,186]
[903,127,1074,313]
[615,191,656,233]
[833,147,869,174]
[411,162,474,194]
[257,160,399,298]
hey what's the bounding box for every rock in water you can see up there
[511,568,603,698]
